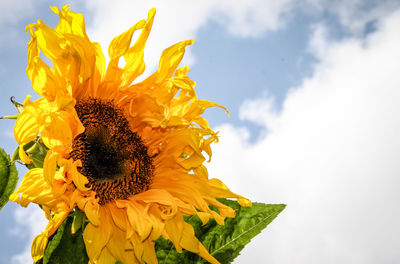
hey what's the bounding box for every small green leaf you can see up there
[0,147,18,210]
[156,199,285,264]
[41,215,89,264]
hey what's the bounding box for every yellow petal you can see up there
[155,40,194,84]
[26,35,60,99]
[10,168,57,207]
[193,164,209,179]
[120,8,156,88]
[142,240,157,264]
[208,178,252,207]
[87,42,106,97]
[106,227,137,264]
[41,112,73,149]
[180,221,199,253]
[31,233,48,262]
[116,199,153,242]
[96,247,117,264]
[43,149,58,185]
[108,20,146,60]
[51,5,87,38]
[198,243,220,264]
[83,207,112,261]
[109,203,128,231]
[185,99,228,121]
[31,20,66,60]
[44,206,70,236]
[59,159,89,191]
[165,214,184,252]
[13,98,40,146]
[84,198,100,226]
[18,144,33,164]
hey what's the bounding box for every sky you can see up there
[0,0,400,263]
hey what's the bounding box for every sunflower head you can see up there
[10,5,250,264]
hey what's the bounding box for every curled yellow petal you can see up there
[120,8,156,88]
[18,144,33,164]
[155,39,195,84]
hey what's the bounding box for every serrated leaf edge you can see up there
[197,204,285,264]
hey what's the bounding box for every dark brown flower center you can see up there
[70,97,154,205]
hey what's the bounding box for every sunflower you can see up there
[10,5,250,264]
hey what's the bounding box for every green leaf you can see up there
[0,147,18,210]
[40,215,89,264]
[156,199,285,264]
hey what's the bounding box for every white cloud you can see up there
[0,0,35,27]
[10,206,47,264]
[0,0,38,46]
[304,0,400,36]
[332,0,400,34]
[207,8,400,264]
[239,96,278,127]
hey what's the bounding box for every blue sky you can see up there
[1,0,400,263]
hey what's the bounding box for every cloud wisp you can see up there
[10,206,47,264]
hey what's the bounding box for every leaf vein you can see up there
[209,210,279,256]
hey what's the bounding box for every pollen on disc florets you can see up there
[70,97,154,205]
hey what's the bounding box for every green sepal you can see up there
[26,139,48,169]
[0,147,18,210]
[10,146,20,164]
[36,214,89,264]
[12,138,49,169]
[0,97,23,119]
[71,209,86,235]
[156,199,286,264]
[0,114,18,119]
[10,96,24,113]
